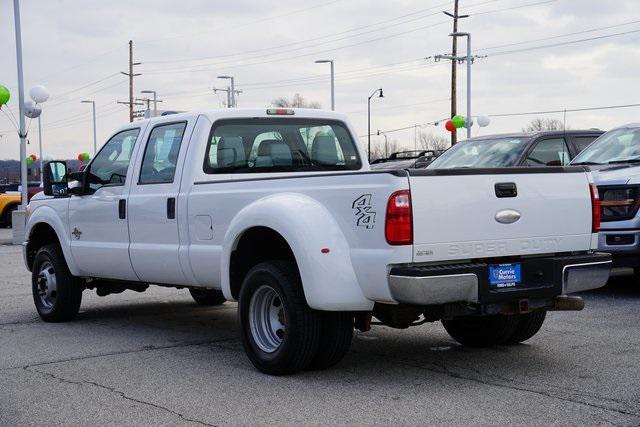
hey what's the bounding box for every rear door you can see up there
[408,169,594,263]
[127,119,194,285]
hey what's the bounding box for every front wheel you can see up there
[3,204,17,228]
[32,244,83,322]
[238,261,320,375]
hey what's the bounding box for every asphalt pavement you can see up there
[1,227,639,425]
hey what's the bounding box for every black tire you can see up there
[3,204,17,228]
[442,314,520,347]
[238,260,320,375]
[188,288,226,306]
[309,311,354,370]
[32,244,83,322]
[506,311,547,344]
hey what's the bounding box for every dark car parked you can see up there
[370,149,445,170]
[428,130,604,169]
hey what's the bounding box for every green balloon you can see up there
[26,157,33,165]
[0,85,10,106]
[82,152,91,161]
[452,115,465,129]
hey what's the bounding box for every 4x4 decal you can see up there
[352,194,376,229]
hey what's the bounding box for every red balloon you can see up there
[445,120,455,132]
[77,154,83,161]
[30,154,37,160]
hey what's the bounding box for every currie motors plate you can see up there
[489,263,522,288]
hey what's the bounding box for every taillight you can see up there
[590,183,601,233]
[385,190,413,245]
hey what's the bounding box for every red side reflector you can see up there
[590,183,601,233]
[266,108,295,115]
[385,190,413,245]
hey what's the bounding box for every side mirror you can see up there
[43,161,69,197]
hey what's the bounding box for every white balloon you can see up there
[29,85,50,103]
[23,100,42,119]
[477,115,491,127]
[464,117,474,128]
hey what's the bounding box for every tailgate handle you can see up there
[495,182,517,198]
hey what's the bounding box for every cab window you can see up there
[139,122,187,184]
[204,119,360,173]
[525,138,570,166]
[87,128,140,191]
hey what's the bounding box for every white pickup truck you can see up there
[25,108,611,375]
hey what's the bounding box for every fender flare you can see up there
[221,193,373,311]
[25,205,79,276]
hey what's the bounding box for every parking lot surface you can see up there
[1,228,639,425]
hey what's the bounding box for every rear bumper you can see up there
[597,228,640,267]
[388,252,611,306]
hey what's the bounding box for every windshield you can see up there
[204,119,361,173]
[571,128,640,165]
[428,137,528,169]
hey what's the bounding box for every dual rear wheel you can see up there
[442,311,547,347]
[238,261,353,375]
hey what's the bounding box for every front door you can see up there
[127,120,192,285]
[68,127,143,281]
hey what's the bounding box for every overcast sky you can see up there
[1,0,639,159]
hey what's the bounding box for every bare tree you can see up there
[418,131,450,151]
[522,118,567,132]
[271,93,321,109]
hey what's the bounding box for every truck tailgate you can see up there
[408,168,594,263]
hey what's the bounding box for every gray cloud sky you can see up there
[1,0,639,159]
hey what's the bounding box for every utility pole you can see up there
[442,1,468,145]
[213,86,243,108]
[120,40,141,122]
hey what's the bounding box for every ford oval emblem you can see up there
[495,209,521,224]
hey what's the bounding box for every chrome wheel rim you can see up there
[249,285,286,353]
[36,261,57,309]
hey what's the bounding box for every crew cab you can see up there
[571,123,640,274]
[428,130,604,169]
[24,108,610,375]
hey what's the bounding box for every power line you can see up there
[363,102,640,137]
[476,19,640,52]
[486,28,640,56]
[136,0,347,45]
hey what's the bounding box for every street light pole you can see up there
[12,0,28,210]
[367,88,384,163]
[377,130,389,158]
[315,59,335,110]
[81,100,97,155]
[37,115,43,185]
[450,32,472,139]
[141,90,158,116]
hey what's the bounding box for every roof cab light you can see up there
[590,183,601,233]
[266,108,295,116]
[385,190,413,245]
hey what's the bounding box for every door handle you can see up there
[495,182,517,198]
[167,197,176,219]
[118,199,126,219]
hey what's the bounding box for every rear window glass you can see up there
[204,119,361,173]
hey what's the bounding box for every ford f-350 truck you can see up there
[24,108,610,375]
